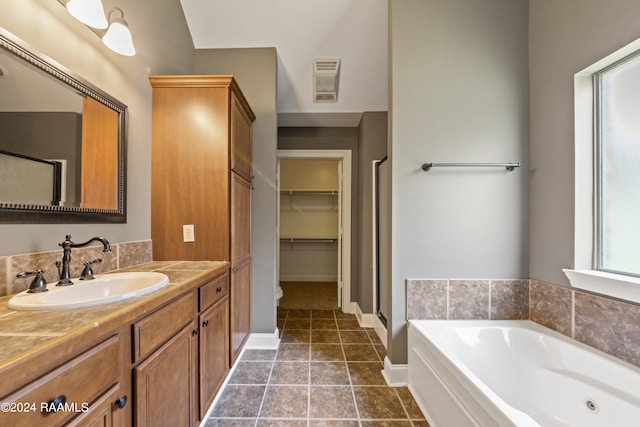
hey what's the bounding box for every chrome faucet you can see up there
[57,235,111,286]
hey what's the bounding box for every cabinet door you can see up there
[65,385,121,427]
[134,322,198,427]
[230,260,251,364]
[230,91,253,181]
[199,296,229,418]
[231,172,251,265]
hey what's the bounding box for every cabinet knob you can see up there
[192,328,200,336]
[44,395,67,413]
[216,287,222,293]
[115,395,128,409]
[203,320,209,327]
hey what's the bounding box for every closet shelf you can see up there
[280,189,339,196]
[280,237,338,243]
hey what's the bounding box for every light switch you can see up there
[183,224,195,242]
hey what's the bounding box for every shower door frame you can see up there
[276,149,352,313]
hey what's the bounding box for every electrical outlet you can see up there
[183,224,195,242]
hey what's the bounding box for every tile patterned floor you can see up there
[204,309,429,427]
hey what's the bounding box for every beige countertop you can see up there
[0,260,229,379]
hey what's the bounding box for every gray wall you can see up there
[357,112,388,312]
[529,0,640,286]
[388,0,530,363]
[0,0,194,255]
[195,48,278,335]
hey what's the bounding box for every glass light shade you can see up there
[102,20,136,56]
[66,0,108,29]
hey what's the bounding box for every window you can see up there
[567,40,640,304]
[594,53,640,278]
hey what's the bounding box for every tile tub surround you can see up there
[0,240,153,296]
[406,279,529,321]
[205,309,429,426]
[406,278,640,368]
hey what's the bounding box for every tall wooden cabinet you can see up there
[149,75,255,365]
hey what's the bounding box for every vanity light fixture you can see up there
[101,8,136,56]
[65,0,108,29]
[59,0,136,56]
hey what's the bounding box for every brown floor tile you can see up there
[309,421,360,427]
[259,386,309,418]
[374,344,387,361]
[312,318,338,330]
[210,385,266,418]
[334,311,356,319]
[312,309,336,318]
[269,361,310,385]
[347,362,386,385]
[287,309,312,318]
[410,420,431,427]
[367,330,383,345]
[242,349,277,361]
[360,422,413,427]
[311,330,341,343]
[205,418,257,427]
[281,329,311,344]
[353,386,408,419]
[276,343,310,361]
[337,319,361,330]
[396,387,426,420]
[343,344,380,362]
[257,420,308,427]
[309,386,358,419]
[311,343,345,361]
[310,361,350,385]
[340,330,371,344]
[285,318,311,329]
[228,361,273,385]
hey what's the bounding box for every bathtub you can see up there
[407,320,640,427]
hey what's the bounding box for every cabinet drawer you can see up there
[199,272,229,312]
[0,335,120,427]
[134,291,196,362]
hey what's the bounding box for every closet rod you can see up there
[421,162,521,172]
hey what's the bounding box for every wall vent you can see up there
[313,58,340,103]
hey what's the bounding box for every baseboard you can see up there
[353,302,387,348]
[382,356,408,387]
[245,329,281,350]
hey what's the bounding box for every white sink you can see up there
[8,272,170,311]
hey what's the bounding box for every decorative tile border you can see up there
[406,278,640,367]
[0,240,152,296]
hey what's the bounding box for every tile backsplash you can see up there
[406,277,640,367]
[0,240,152,296]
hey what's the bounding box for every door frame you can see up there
[276,149,352,313]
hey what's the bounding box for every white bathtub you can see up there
[407,320,640,427]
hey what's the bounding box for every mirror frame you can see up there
[0,28,126,223]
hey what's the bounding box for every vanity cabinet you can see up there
[132,270,231,426]
[0,334,125,427]
[198,273,229,418]
[149,75,255,365]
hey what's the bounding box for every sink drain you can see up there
[585,398,599,413]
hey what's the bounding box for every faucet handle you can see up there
[17,270,48,293]
[80,258,102,281]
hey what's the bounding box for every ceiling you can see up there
[179,0,388,127]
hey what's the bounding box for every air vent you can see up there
[313,58,340,103]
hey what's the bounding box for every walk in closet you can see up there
[278,159,341,304]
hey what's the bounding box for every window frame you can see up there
[566,39,640,304]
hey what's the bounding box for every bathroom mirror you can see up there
[0,27,126,223]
